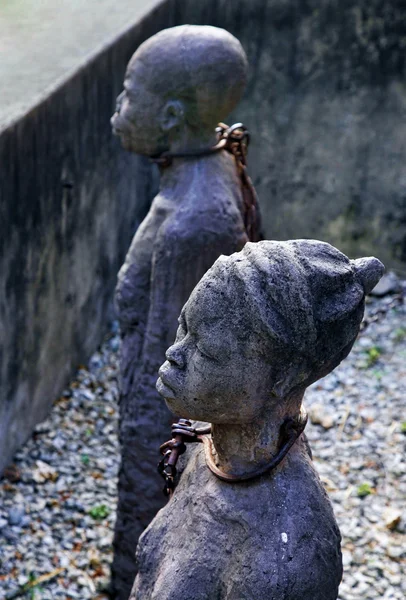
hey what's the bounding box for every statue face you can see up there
[157,283,272,424]
[110,62,167,155]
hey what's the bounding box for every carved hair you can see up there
[128,25,248,128]
[213,240,384,395]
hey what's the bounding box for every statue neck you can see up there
[159,149,241,201]
[169,128,218,154]
[210,395,304,478]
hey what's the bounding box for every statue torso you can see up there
[132,441,342,600]
[115,151,247,339]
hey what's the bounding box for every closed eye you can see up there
[175,314,187,343]
[197,345,218,361]
[178,313,188,333]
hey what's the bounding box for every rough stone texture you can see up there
[110,26,258,600]
[133,444,341,600]
[2,0,405,474]
[132,240,384,599]
[239,0,406,274]
[0,1,175,474]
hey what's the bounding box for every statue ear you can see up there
[352,257,385,295]
[159,100,185,133]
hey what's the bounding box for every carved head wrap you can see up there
[212,240,384,395]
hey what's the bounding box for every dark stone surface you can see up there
[110,25,256,599]
[2,0,405,494]
[112,153,250,599]
[133,443,343,600]
[131,239,383,599]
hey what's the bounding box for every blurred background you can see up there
[0,1,405,599]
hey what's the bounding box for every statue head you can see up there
[157,240,384,424]
[111,25,248,155]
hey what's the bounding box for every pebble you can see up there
[0,292,405,600]
[8,505,24,526]
[308,403,336,429]
[386,545,405,560]
[383,507,402,531]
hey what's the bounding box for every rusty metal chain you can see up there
[158,409,308,496]
[157,419,209,496]
[150,122,262,242]
[216,123,262,242]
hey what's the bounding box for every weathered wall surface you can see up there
[168,0,406,273]
[242,0,406,273]
[1,0,405,471]
[0,3,169,472]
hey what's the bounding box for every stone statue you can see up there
[110,25,261,598]
[130,240,384,600]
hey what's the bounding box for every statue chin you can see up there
[111,124,136,153]
[156,377,177,401]
[118,134,134,153]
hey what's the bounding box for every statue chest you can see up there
[133,447,342,600]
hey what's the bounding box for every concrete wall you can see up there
[235,0,406,274]
[0,2,168,472]
[2,0,405,471]
[167,0,406,273]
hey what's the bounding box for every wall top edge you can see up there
[0,0,165,135]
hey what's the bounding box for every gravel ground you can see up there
[306,288,406,600]
[0,289,405,600]
[0,327,121,600]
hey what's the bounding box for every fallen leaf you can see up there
[3,464,21,483]
[32,460,58,483]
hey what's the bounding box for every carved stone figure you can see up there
[130,240,384,600]
[110,25,260,598]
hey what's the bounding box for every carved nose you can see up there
[165,344,185,369]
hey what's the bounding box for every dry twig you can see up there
[5,567,65,599]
